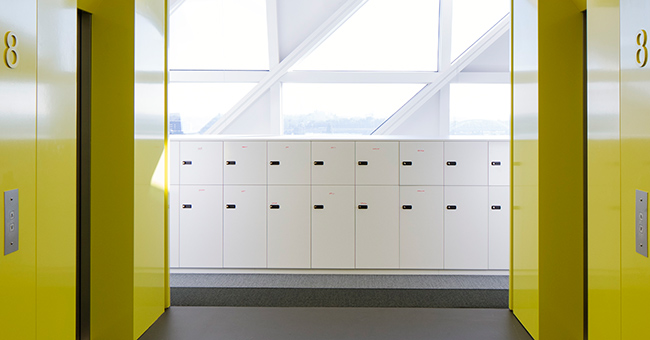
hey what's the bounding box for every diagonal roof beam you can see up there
[206,0,369,134]
[170,0,186,14]
[371,14,511,135]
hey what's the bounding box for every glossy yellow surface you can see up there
[538,1,584,338]
[133,0,167,336]
[0,1,38,339]
[512,0,539,337]
[586,0,621,339]
[78,0,167,338]
[620,1,650,338]
[513,0,585,338]
[35,0,77,339]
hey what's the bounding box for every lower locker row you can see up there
[169,185,509,270]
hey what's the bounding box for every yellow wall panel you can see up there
[133,2,167,336]
[0,1,38,339]
[620,2,650,338]
[35,0,78,339]
[586,0,621,339]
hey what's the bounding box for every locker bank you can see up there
[0,0,645,339]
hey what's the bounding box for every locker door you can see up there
[311,142,355,185]
[268,141,311,185]
[444,186,488,269]
[489,186,510,269]
[179,141,223,185]
[356,186,400,268]
[355,142,399,185]
[179,185,223,267]
[400,142,443,185]
[489,142,510,186]
[311,186,355,268]
[400,186,444,269]
[223,141,266,185]
[444,142,488,186]
[169,185,180,267]
[169,141,180,185]
[223,186,267,268]
[268,186,311,268]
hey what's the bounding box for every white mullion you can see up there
[266,0,282,134]
[438,0,453,137]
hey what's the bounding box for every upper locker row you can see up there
[169,141,509,186]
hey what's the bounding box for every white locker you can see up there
[169,141,180,185]
[267,186,311,268]
[355,186,400,268]
[267,141,311,185]
[223,186,267,268]
[179,185,223,268]
[444,186,489,269]
[489,186,510,270]
[311,142,355,185]
[169,185,180,267]
[355,142,399,185]
[223,141,267,185]
[311,186,355,268]
[489,142,510,186]
[179,141,223,185]
[444,142,488,186]
[400,142,443,186]
[399,186,444,269]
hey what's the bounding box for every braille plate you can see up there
[4,189,19,255]
[636,190,647,257]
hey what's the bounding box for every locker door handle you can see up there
[358,161,368,166]
[402,205,413,210]
[314,205,324,209]
[270,204,280,209]
[491,205,502,210]
[269,161,280,166]
[491,161,502,166]
[446,161,457,166]
[226,161,236,165]
[314,161,324,166]
[402,161,412,166]
[358,204,368,209]
[446,205,457,210]
[182,204,192,209]
[182,161,192,165]
[225,204,236,209]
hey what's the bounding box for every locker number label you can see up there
[4,31,19,69]
[637,29,648,68]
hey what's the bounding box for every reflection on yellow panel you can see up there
[35,0,77,339]
[0,1,38,339]
[586,0,621,339]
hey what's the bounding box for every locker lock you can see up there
[491,161,502,166]
[182,161,192,165]
[226,204,236,209]
[446,161,457,166]
[358,204,368,210]
[314,205,324,209]
[182,204,192,209]
[270,161,280,166]
[402,205,413,210]
[358,161,369,166]
[446,205,457,210]
[491,205,502,210]
[402,161,413,166]
[314,161,325,166]
[270,204,280,209]
[226,161,236,165]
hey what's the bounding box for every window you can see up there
[282,83,425,135]
[451,0,509,61]
[449,83,510,136]
[169,0,269,70]
[293,0,439,71]
[168,83,256,134]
